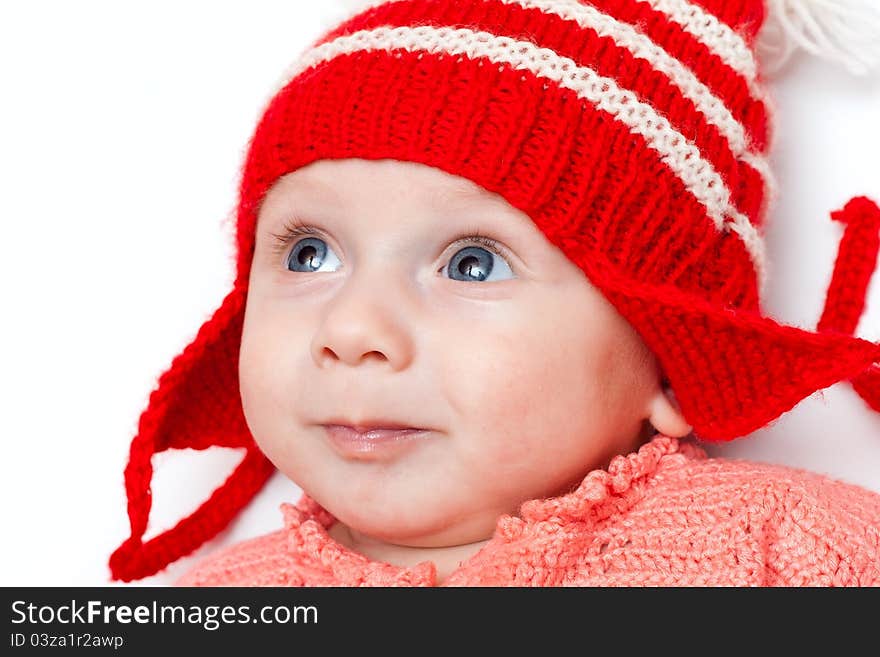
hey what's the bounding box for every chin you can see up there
[342,499,498,547]
[339,504,435,540]
[319,495,440,542]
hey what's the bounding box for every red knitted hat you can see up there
[110,0,880,581]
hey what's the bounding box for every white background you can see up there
[2,1,879,586]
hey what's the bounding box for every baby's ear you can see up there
[647,383,693,438]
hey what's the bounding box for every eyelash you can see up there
[267,216,511,269]
[268,217,321,261]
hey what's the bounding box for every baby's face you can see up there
[241,158,685,547]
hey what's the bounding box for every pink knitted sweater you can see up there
[175,436,880,586]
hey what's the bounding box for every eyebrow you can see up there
[426,181,502,210]
[287,175,342,201]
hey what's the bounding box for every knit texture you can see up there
[175,435,880,587]
[109,0,880,582]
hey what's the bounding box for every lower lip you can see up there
[322,425,432,459]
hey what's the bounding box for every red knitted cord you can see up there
[123,286,246,535]
[109,447,275,582]
[817,196,880,412]
[109,285,276,581]
[818,196,880,334]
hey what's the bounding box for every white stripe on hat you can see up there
[502,0,774,207]
[336,2,766,108]
[325,0,774,208]
[638,0,759,85]
[282,25,767,290]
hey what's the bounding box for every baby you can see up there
[237,156,693,583]
[109,0,880,586]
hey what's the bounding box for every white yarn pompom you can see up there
[757,0,880,76]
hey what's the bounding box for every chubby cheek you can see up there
[439,312,603,498]
[238,304,313,472]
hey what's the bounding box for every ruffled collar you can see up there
[279,434,706,585]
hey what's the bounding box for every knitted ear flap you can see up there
[108,283,275,582]
[588,196,880,442]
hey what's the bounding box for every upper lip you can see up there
[320,418,427,432]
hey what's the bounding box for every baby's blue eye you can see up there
[444,245,514,282]
[286,237,342,273]
[283,236,515,282]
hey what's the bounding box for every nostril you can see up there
[320,347,390,366]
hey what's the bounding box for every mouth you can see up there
[320,421,433,459]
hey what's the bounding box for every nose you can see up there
[310,270,415,371]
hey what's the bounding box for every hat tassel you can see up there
[817,195,880,412]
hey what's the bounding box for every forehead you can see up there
[259,159,508,218]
